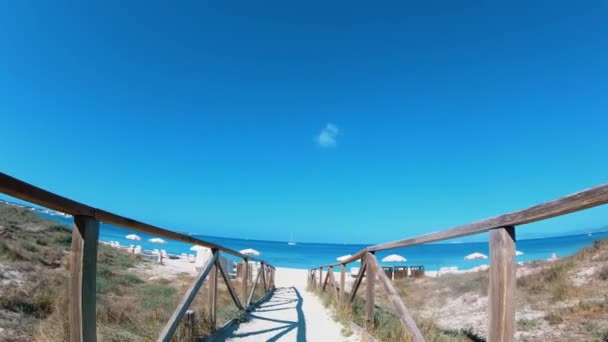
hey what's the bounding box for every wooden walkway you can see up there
[220,269,358,342]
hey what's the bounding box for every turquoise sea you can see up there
[40,213,608,271]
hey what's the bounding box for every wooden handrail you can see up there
[0,173,276,342]
[312,183,608,268]
[0,172,273,264]
[310,183,608,342]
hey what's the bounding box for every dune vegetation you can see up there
[312,239,608,341]
[0,204,255,341]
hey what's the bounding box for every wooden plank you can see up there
[488,227,516,342]
[209,262,218,332]
[270,268,275,289]
[322,267,331,291]
[310,183,608,268]
[367,253,425,342]
[0,173,96,216]
[350,261,367,303]
[96,209,265,262]
[0,172,269,263]
[318,268,322,289]
[69,215,99,342]
[242,259,249,306]
[158,251,218,342]
[365,253,376,325]
[261,262,267,293]
[340,264,346,302]
[216,257,243,310]
[247,264,263,308]
[328,267,339,300]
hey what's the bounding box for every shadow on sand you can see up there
[216,286,306,341]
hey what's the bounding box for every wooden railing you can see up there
[308,184,608,342]
[0,172,276,342]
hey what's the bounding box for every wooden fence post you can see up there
[340,264,346,302]
[242,258,249,306]
[208,250,218,332]
[488,226,516,342]
[365,252,376,326]
[261,262,267,292]
[318,267,322,289]
[183,310,195,341]
[158,252,218,341]
[70,215,100,342]
[367,253,424,342]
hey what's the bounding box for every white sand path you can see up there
[221,267,359,342]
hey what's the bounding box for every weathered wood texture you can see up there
[365,254,375,325]
[488,227,516,342]
[209,263,218,331]
[318,268,322,289]
[322,267,331,291]
[0,172,270,263]
[242,259,249,306]
[261,263,268,292]
[350,261,367,303]
[216,257,243,310]
[367,253,424,342]
[340,264,346,302]
[69,216,100,342]
[247,264,263,308]
[311,183,608,267]
[158,251,218,342]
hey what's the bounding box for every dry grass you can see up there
[311,286,469,342]
[0,204,256,341]
[311,238,608,341]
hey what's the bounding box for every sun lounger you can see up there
[410,265,425,278]
[394,266,408,279]
[382,266,394,280]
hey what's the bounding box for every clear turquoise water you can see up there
[41,213,608,271]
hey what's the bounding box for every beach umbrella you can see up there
[464,252,488,260]
[149,237,167,244]
[240,248,260,256]
[336,254,352,262]
[125,234,141,241]
[515,250,524,256]
[382,254,407,263]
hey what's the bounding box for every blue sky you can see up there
[1,1,607,243]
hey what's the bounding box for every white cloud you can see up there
[316,123,339,148]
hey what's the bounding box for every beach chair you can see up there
[394,266,407,279]
[382,266,394,280]
[410,265,425,278]
[350,267,360,278]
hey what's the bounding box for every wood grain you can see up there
[340,264,346,302]
[365,253,375,325]
[367,253,424,342]
[208,262,218,332]
[488,227,516,342]
[0,172,273,263]
[247,264,263,308]
[350,261,367,303]
[310,183,608,268]
[69,216,99,342]
[216,257,243,310]
[242,259,249,306]
[158,251,218,342]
